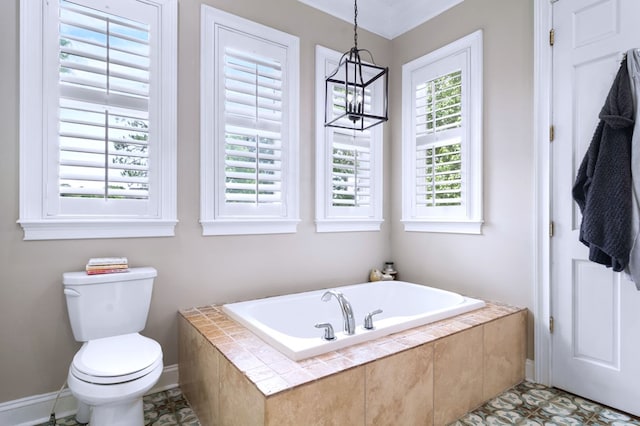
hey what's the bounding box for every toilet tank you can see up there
[63,267,157,342]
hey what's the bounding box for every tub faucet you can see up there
[321,290,356,335]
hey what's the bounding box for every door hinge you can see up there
[549,316,555,334]
[550,125,555,142]
[549,221,554,237]
[549,28,555,46]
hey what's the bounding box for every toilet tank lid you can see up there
[63,267,157,285]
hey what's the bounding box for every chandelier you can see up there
[324,0,389,131]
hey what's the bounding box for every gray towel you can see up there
[573,57,635,272]
[626,49,640,289]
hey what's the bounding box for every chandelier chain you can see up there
[353,0,358,49]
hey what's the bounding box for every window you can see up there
[200,6,300,236]
[315,46,383,232]
[401,30,483,234]
[19,0,177,240]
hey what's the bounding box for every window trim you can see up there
[401,30,483,234]
[200,5,300,236]
[314,45,384,233]
[18,0,178,240]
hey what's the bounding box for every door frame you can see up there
[533,0,553,386]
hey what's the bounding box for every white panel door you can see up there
[552,0,640,415]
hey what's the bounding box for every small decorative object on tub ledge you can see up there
[369,269,394,282]
[85,257,129,275]
[382,261,397,278]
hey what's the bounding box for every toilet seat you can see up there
[71,333,162,385]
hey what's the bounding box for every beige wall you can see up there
[389,0,535,357]
[0,0,392,402]
[0,0,534,403]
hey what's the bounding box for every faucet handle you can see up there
[363,309,383,330]
[315,322,336,340]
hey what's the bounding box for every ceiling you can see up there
[298,0,464,40]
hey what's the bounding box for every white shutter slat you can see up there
[225,126,281,143]
[225,48,282,72]
[60,85,148,111]
[332,181,370,191]
[60,170,148,184]
[60,1,148,32]
[60,156,148,172]
[224,160,281,173]
[60,59,149,86]
[225,115,281,136]
[224,90,282,114]
[226,171,282,181]
[224,80,282,104]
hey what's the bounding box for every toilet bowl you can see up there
[68,334,163,426]
[63,267,162,426]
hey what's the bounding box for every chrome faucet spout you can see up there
[321,290,356,335]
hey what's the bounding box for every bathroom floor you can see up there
[44,381,639,425]
[42,388,199,426]
[452,381,640,425]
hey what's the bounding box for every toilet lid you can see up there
[72,333,162,383]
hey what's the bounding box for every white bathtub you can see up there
[222,281,485,361]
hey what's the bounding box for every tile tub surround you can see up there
[179,301,526,426]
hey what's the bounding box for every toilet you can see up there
[63,267,163,426]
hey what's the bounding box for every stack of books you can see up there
[86,257,129,275]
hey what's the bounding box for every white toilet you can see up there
[63,267,163,426]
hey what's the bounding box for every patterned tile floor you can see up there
[43,381,639,425]
[452,381,640,426]
[41,387,200,426]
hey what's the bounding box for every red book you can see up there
[86,268,130,275]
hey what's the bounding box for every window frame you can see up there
[314,45,384,233]
[19,0,178,240]
[401,30,483,234]
[200,5,300,236]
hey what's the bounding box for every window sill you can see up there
[315,219,383,233]
[401,219,483,235]
[201,219,300,236]
[19,219,178,240]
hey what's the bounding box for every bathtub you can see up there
[222,281,485,361]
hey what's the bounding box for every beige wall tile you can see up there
[219,357,266,426]
[483,311,526,400]
[433,327,484,426]
[366,344,434,425]
[265,367,365,426]
[179,316,220,426]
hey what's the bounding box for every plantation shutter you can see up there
[223,48,283,206]
[212,22,296,221]
[414,70,463,209]
[57,0,151,202]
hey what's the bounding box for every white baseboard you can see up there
[525,358,535,382]
[0,364,179,426]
